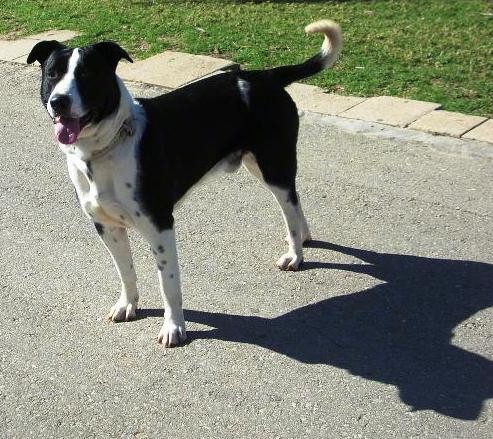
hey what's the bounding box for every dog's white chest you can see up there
[82,192,127,227]
[67,155,135,228]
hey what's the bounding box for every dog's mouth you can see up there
[53,113,92,145]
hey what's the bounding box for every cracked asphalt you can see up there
[1,61,492,438]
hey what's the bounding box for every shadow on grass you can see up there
[139,241,493,420]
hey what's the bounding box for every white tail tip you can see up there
[305,19,343,69]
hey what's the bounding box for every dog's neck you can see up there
[62,77,137,162]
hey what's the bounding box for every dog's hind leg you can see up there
[94,223,138,321]
[242,152,311,271]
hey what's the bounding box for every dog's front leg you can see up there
[142,226,186,347]
[94,223,138,321]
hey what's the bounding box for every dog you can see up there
[27,20,342,347]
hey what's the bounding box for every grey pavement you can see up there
[1,61,492,438]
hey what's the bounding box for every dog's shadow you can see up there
[139,241,493,420]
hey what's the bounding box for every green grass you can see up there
[1,0,491,117]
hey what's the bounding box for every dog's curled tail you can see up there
[267,20,342,87]
[305,20,342,69]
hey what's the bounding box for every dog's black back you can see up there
[136,70,299,229]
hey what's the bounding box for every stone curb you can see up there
[0,30,78,63]
[3,30,491,145]
[341,96,441,128]
[117,51,237,89]
[408,110,487,138]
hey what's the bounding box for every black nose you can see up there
[50,94,71,115]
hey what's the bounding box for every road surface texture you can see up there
[1,61,492,438]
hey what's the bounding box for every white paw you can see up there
[276,252,303,271]
[107,300,137,322]
[157,319,187,347]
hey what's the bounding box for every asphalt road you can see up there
[1,61,492,438]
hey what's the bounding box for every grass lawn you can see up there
[1,0,491,117]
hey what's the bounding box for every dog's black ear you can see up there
[27,40,66,65]
[93,41,133,70]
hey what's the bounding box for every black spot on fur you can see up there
[158,245,164,253]
[157,264,164,271]
[161,260,167,265]
[94,222,104,235]
[126,182,132,188]
[135,211,141,217]
[86,161,93,181]
[169,274,174,279]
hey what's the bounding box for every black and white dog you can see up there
[27,20,342,347]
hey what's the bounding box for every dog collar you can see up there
[86,117,134,161]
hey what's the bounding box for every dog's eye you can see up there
[46,70,59,80]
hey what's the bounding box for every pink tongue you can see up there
[54,117,81,145]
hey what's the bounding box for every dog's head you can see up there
[27,41,133,145]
